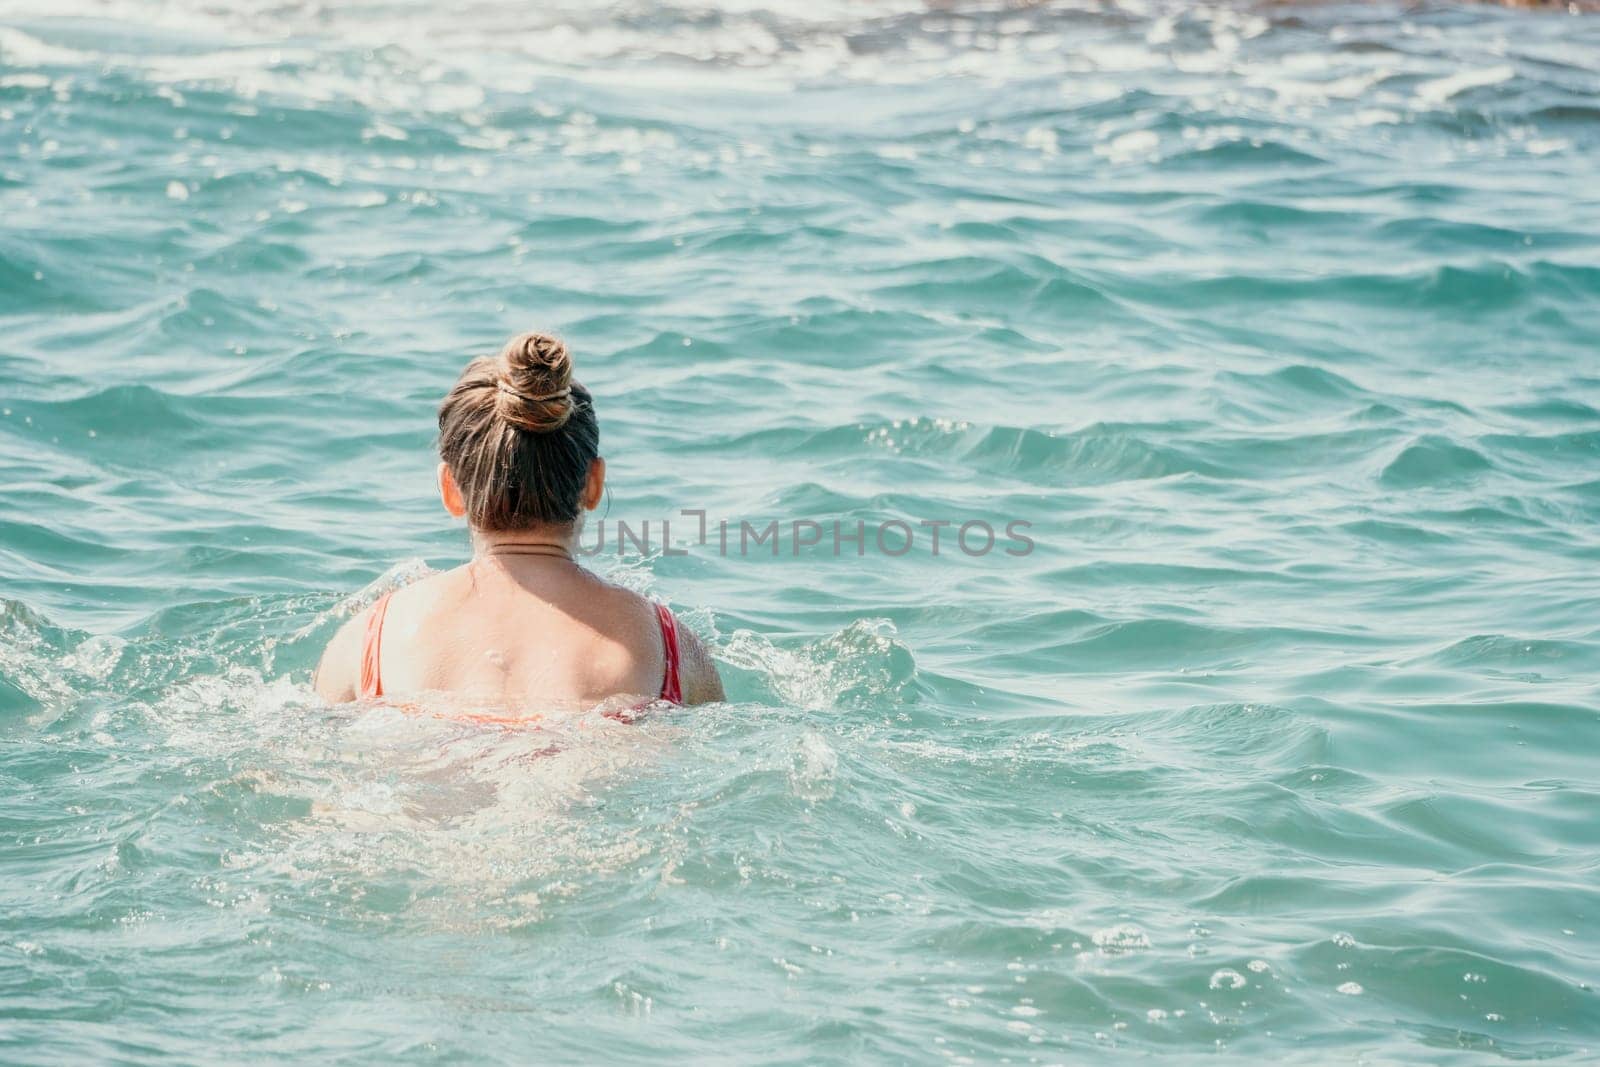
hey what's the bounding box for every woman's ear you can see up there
[438,462,467,518]
[581,456,606,511]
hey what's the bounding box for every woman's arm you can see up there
[312,612,366,703]
[677,625,725,705]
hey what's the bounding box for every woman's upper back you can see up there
[312,330,724,710]
[315,559,717,708]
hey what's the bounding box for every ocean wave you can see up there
[1379,435,1494,488]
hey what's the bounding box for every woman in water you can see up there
[314,332,724,709]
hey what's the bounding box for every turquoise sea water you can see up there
[3,0,1600,1061]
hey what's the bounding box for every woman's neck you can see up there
[471,526,577,560]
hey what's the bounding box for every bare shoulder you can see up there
[579,576,663,644]
[311,570,459,704]
[589,578,724,705]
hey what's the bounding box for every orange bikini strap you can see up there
[359,592,393,699]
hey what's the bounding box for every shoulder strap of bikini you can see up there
[655,602,683,704]
[359,592,393,699]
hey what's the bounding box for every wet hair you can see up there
[437,331,599,530]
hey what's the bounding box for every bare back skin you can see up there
[314,553,723,708]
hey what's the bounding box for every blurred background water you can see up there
[2,0,1599,1062]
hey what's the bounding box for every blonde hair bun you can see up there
[494,331,574,433]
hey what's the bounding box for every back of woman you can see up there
[313,331,722,712]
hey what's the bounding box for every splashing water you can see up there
[3,0,1600,1062]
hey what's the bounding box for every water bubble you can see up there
[1336,982,1363,996]
[1209,969,1246,990]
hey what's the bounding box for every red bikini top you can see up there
[358,592,682,705]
